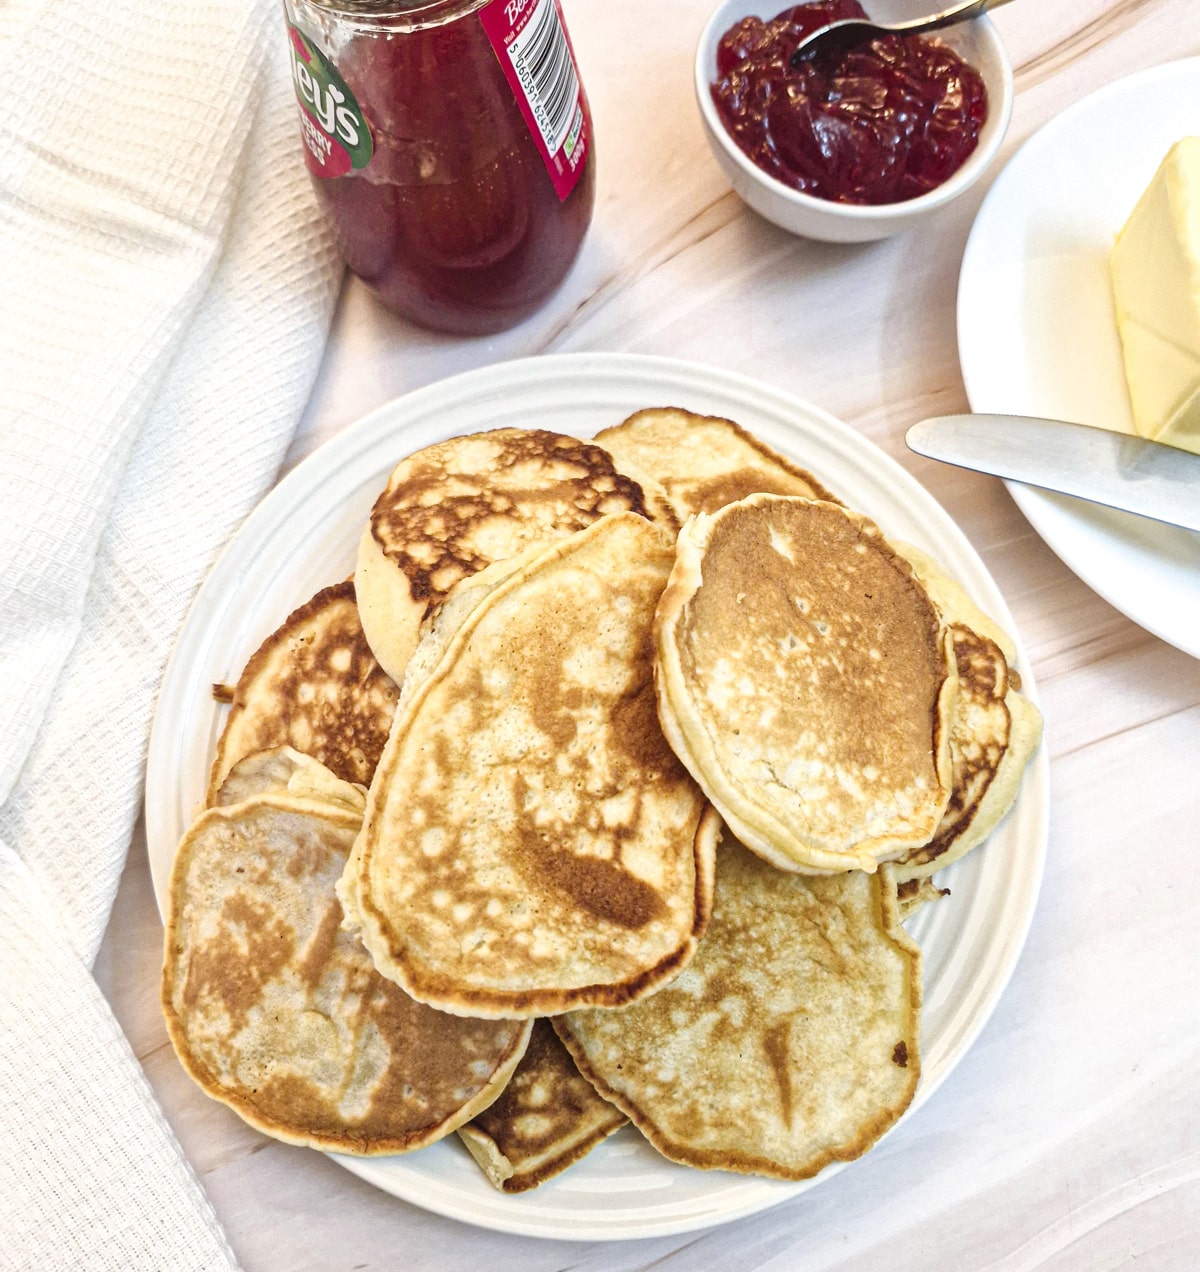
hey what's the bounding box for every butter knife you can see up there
[906,413,1200,534]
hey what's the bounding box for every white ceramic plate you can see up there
[957,58,1200,659]
[145,352,1048,1241]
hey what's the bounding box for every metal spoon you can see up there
[789,0,1017,65]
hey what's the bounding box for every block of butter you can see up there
[1110,136,1200,456]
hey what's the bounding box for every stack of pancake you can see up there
[162,409,1041,1193]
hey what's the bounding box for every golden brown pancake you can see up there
[346,513,719,1019]
[595,407,840,520]
[895,640,1042,881]
[207,581,398,805]
[458,1019,626,1192]
[889,543,1043,882]
[555,837,921,1180]
[354,428,676,685]
[655,495,957,874]
[897,625,1013,876]
[162,779,531,1155]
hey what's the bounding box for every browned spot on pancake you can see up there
[183,893,295,1032]
[762,1021,796,1127]
[273,594,396,784]
[686,467,826,517]
[472,1022,561,1154]
[606,635,691,784]
[296,897,344,990]
[345,979,526,1135]
[285,825,339,881]
[504,758,668,933]
[249,1070,348,1137]
[536,843,668,930]
[464,1019,626,1191]
[519,647,583,752]
[214,581,398,792]
[893,1041,909,1068]
[370,430,652,612]
[471,1020,614,1155]
[916,623,1011,866]
[247,989,524,1142]
[953,623,1004,698]
[212,682,235,703]
[896,877,952,915]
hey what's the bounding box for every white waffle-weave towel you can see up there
[0,0,342,1266]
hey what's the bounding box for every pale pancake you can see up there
[655,495,957,874]
[212,745,368,815]
[355,428,675,686]
[595,407,840,520]
[207,581,398,805]
[890,543,1043,881]
[458,1019,626,1193]
[555,837,921,1180]
[348,513,719,1019]
[162,782,531,1155]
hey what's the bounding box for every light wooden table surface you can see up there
[96,2,1200,1268]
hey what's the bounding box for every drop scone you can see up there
[355,427,678,685]
[206,580,399,805]
[458,1019,627,1193]
[211,744,369,814]
[345,512,720,1019]
[162,759,531,1154]
[890,544,1043,882]
[595,407,840,520]
[655,495,957,875]
[555,835,921,1179]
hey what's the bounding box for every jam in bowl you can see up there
[694,0,1013,241]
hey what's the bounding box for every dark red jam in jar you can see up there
[712,0,988,205]
[284,0,595,334]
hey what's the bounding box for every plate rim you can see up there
[956,56,1200,659]
[145,349,1049,1241]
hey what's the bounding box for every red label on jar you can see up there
[479,0,589,201]
[287,24,373,179]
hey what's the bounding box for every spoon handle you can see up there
[899,0,1019,36]
[789,0,1018,66]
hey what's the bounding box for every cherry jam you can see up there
[286,0,595,335]
[712,0,988,206]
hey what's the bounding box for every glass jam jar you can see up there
[283,0,596,335]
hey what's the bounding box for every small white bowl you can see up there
[695,0,1014,242]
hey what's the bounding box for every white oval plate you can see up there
[957,58,1200,659]
[146,352,1048,1241]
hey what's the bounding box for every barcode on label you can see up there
[507,0,581,158]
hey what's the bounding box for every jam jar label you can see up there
[287,24,373,179]
[479,0,589,201]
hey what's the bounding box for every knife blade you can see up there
[906,413,1200,534]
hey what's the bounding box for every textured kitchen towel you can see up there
[0,847,241,1271]
[0,0,342,1266]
